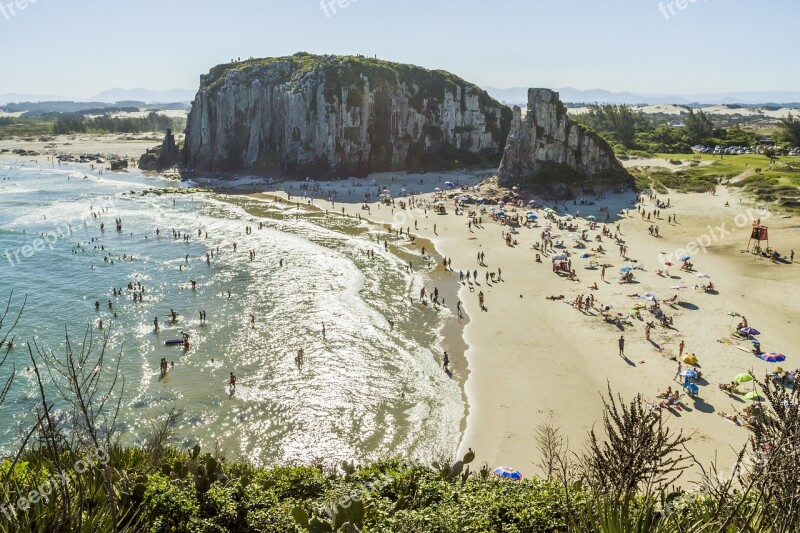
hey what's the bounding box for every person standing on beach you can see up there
[618,336,625,357]
[601,266,606,282]
[674,361,683,383]
[679,340,685,357]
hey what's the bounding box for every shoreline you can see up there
[246,190,474,446]
[4,144,800,484]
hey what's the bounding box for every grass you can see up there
[628,152,800,210]
[0,117,56,140]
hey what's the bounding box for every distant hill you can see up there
[91,88,195,104]
[484,87,800,107]
[0,93,63,106]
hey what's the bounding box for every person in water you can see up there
[229,373,237,391]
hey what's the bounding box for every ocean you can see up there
[0,160,462,466]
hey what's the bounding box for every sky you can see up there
[1,0,798,98]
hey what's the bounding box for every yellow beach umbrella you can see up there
[682,354,699,365]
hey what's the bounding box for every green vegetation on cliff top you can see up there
[202,52,501,108]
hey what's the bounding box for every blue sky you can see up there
[0,0,797,97]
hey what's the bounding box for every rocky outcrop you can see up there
[138,128,181,171]
[498,89,630,188]
[184,53,512,178]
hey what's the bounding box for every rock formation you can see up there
[138,128,181,171]
[183,53,512,178]
[498,89,631,188]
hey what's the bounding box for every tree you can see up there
[777,113,800,146]
[573,104,649,148]
[0,292,25,408]
[683,108,714,145]
[587,385,690,496]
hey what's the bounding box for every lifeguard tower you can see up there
[746,225,769,254]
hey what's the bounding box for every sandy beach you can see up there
[4,135,799,482]
[243,169,799,482]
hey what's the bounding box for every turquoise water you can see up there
[0,160,462,465]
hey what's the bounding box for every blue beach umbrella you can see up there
[740,327,761,336]
[759,352,786,363]
[680,369,698,379]
[492,466,523,480]
[680,255,691,262]
[620,266,634,273]
[445,181,455,188]
[496,210,506,216]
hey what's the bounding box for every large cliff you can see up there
[498,89,631,187]
[184,53,512,178]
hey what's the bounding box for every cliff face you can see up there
[184,53,512,178]
[138,128,180,171]
[498,89,630,187]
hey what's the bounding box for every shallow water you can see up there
[0,161,462,465]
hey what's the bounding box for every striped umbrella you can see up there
[492,466,523,480]
[759,352,786,363]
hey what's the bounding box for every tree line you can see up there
[52,111,183,135]
[573,103,800,154]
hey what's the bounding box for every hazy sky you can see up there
[1,0,798,98]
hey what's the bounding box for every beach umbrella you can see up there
[734,373,754,383]
[553,253,568,261]
[759,352,786,363]
[682,354,699,365]
[644,293,657,301]
[680,369,698,378]
[458,196,469,202]
[528,200,536,206]
[586,215,597,220]
[620,266,634,273]
[492,466,523,480]
[696,273,711,278]
[680,255,691,262]
[740,327,761,336]
[444,181,455,188]
[580,253,591,259]
[496,210,506,216]
[743,390,764,401]
[498,201,505,206]
[544,208,556,214]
